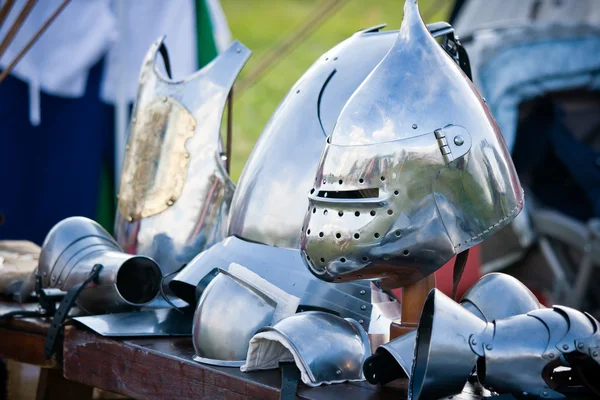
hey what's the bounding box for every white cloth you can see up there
[0,0,201,124]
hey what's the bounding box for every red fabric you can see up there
[391,245,482,300]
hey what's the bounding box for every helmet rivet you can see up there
[336,370,342,375]
[471,338,477,345]
[486,344,493,351]
[593,351,599,357]
[548,353,555,359]
[167,200,174,206]
[236,47,242,53]
[361,305,367,310]
[412,124,418,129]
[454,136,464,146]
[162,96,168,102]
[563,344,569,350]
[360,290,366,295]
[542,391,548,396]
[578,343,584,349]
[359,319,364,324]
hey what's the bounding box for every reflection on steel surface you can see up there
[364,273,541,385]
[36,217,162,314]
[301,0,523,289]
[114,37,251,276]
[410,289,600,399]
[228,25,400,250]
[192,268,284,367]
[243,311,370,386]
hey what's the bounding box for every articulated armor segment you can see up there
[114,37,251,275]
[409,289,488,400]
[410,289,600,399]
[171,236,373,328]
[242,311,370,386]
[364,273,541,385]
[34,217,162,314]
[301,0,523,289]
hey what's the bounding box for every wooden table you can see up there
[0,300,592,400]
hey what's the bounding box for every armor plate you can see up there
[114,38,251,275]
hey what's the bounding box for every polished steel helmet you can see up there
[300,0,524,289]
[114,37,251,275]
[363,273,541,385]
[35,217,162,314]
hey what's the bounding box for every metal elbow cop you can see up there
[300,0,524,289]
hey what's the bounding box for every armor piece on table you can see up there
[242,311,370,386]
[364,273,541,385]
[170,236,373,328]
[409,289,600,400]
[409,289,487,400]
[73,307,194,337]
[300,0,523,289]
[171,17,471,331]
[192,265,299,367]
[34,217,162,314]
[114,37,251,276]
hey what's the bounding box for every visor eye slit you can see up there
[315,188,379,199]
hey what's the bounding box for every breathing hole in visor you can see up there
[316,188,379,199]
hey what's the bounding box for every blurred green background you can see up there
[220,0,453,181]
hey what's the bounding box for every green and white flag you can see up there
[196,0,232,67]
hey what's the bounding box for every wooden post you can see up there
[389,274,436,339]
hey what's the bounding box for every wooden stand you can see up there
[389,274,436,339]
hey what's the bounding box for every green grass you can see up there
[220,0,454,181]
